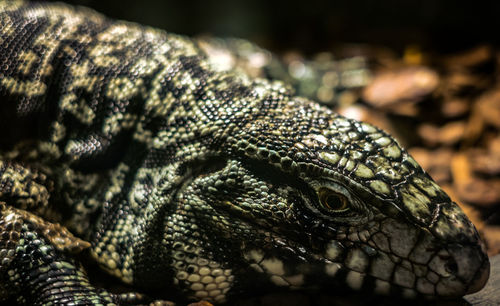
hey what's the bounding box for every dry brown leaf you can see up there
[481,226,500,256]
[475,89,500,128]
[455,178,500,207]
[463,108,485,144]
[440,98,470,118]
[417,121,466,146]
[362,66,439,108]
[442,45,493,69]
[467,148,500,176]
[490,137,500,154]
[452,154,500,206]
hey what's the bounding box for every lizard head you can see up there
[139,87,489,302]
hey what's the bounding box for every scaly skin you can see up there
[0,1,489,305]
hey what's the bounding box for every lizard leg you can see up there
[0,162,181,305]
[0,203,119,305]
[0,203,182,305]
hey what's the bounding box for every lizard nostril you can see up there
[445,259,458,275]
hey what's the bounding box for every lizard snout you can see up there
[431,243,490,296]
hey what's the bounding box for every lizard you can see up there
[0,0,490,305]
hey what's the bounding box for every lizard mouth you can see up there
[233,214,490,299]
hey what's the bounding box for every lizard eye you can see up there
[318,188,349,212]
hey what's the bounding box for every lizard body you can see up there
[0,1,489,305]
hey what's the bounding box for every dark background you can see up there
[50,0,499,54]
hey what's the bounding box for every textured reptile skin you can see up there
[0,1,490,305]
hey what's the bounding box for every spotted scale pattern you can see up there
[0,1,490,305]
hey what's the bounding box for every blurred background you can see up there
[51,0,500,257]
[52,0,500,53]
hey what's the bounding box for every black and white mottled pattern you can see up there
[0,1,489,305]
